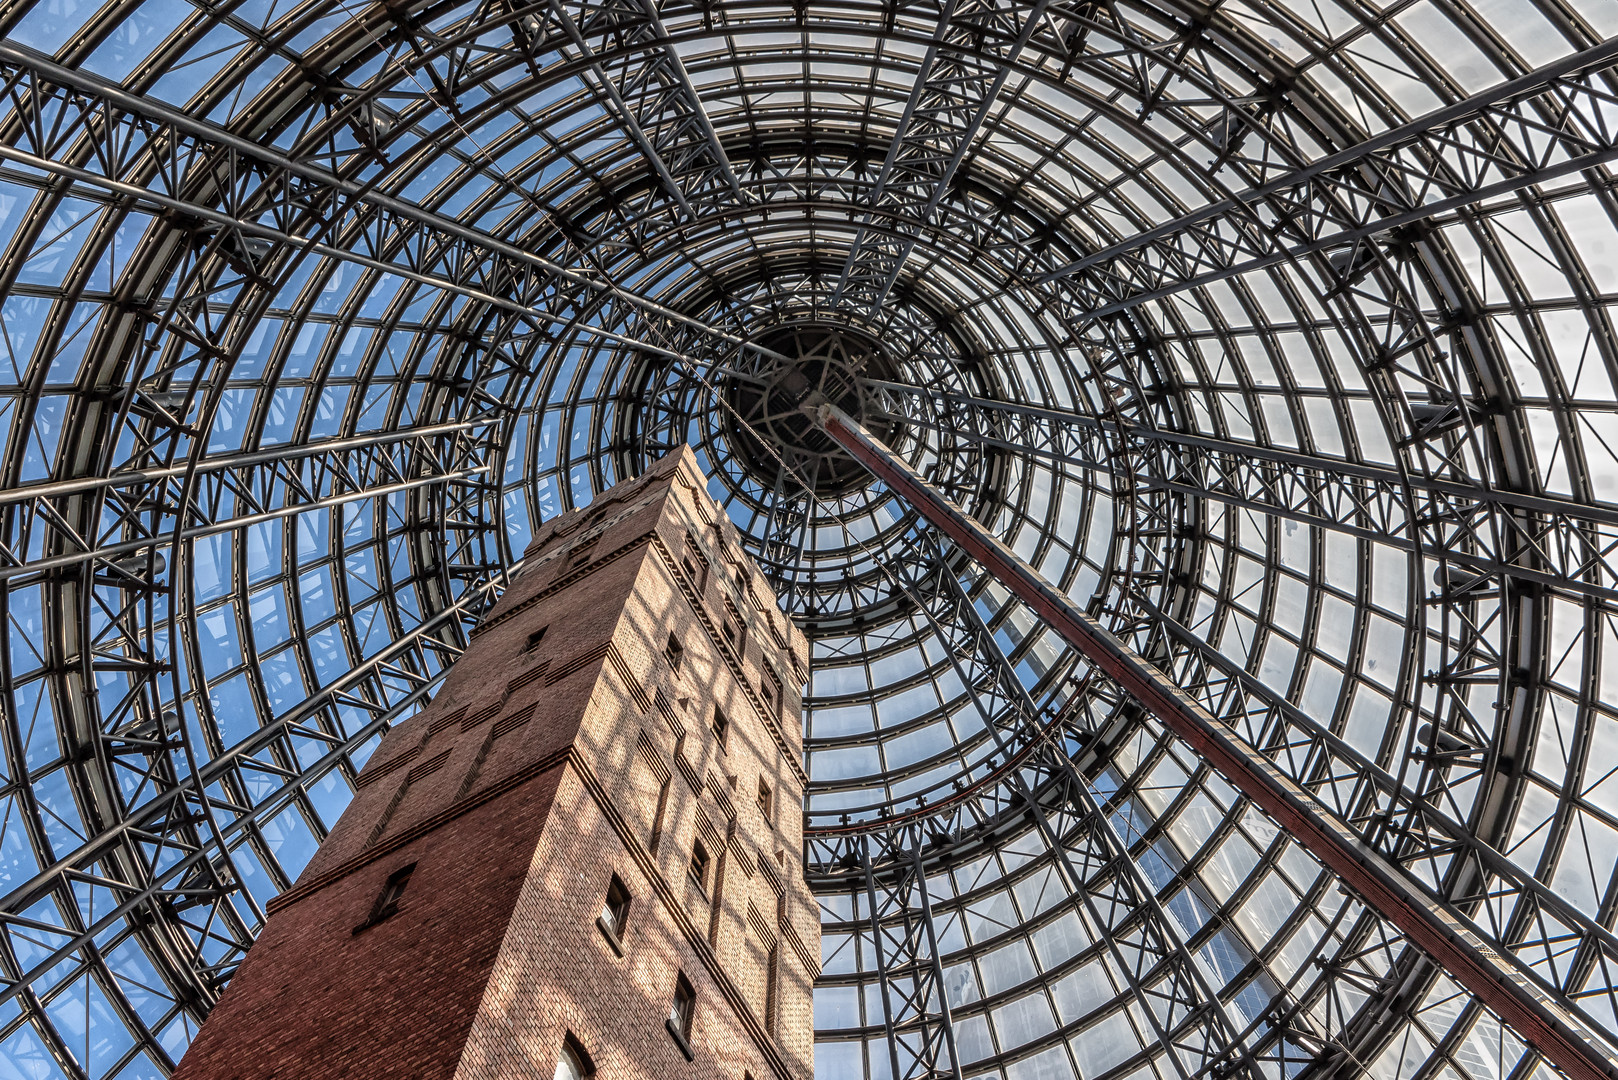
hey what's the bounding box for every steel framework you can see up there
[867,380,1618,603]
[818,400,1618,1080]
[0,0,1615,1078]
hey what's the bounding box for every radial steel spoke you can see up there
[0,41,787,370]
[831,0,1054,316]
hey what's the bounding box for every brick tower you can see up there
[172,447,817,1080]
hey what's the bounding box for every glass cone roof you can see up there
[0,0,1615,1078]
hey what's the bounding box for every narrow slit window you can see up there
[711,707,729,749]
[682,534,708,588]
[598,874,631,952]
[524,625,548,652]
[666,972,696,1058]
[665,633,684,672]
[757,778,773,824]
[722,598,747,652]
[688,840,710,893]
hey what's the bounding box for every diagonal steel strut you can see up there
[812,400,1618,1080]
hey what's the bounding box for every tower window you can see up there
[597,874,631,954]
[682,534,708,587]
[664,633,684,672]
[711,707,729,749]
[722,597,747,652]
[757,779,773,824]
[761,668,782,713]
[373,864,413,919]
[553,1033,594,1080]
[355,863,414,932]
[666,973,696,1059]
[688,840,710,893]
[524,625,548,651]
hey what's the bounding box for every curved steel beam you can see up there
[868,380,1618,603]
[1038,37,1618,316]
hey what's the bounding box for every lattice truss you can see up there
[0,0,1613,1078]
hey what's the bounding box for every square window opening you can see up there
[355,862,414,932]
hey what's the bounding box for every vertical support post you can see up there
[857,830,967,1080]
[861,835,909,1080]
[813,401,1618,1080]
[908,846,964,1080]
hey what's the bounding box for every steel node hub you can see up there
[721,324,901,496]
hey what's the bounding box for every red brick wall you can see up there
[170,766,566,1080]
[454,766,792,1080]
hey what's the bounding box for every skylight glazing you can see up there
[0,0,1615,1078]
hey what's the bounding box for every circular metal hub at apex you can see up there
[721,324,901,496]
[612,295,1015,635]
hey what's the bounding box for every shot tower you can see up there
[171,448,817,1080]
